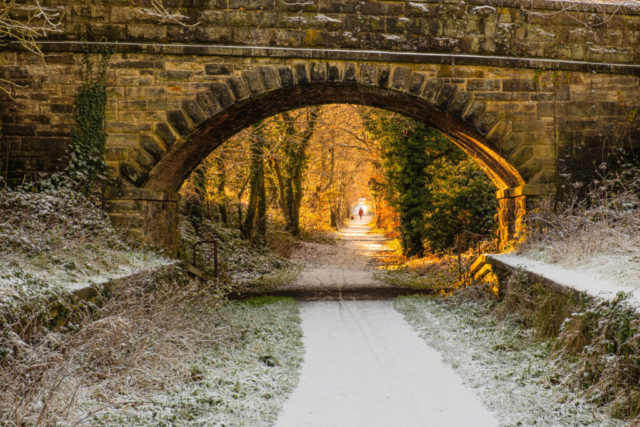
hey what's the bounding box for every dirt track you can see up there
[270,217,416,300]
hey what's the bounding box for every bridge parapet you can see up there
[42,0,640,67]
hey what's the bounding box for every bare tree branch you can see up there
[0,0,64,97]
[139,0,200,27]
[0,0,64,56]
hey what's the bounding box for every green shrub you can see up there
[364,111,497,255]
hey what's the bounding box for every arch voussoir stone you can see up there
[135,59,529,202]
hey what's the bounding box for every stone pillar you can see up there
[495,194,527,252]
[495,184,555,252]
[104,187,181,257]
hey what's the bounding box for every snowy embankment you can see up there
[0,186,173,323]
[488,253,640,312]
[0,253,173,296]
[1,280,304,425]
[395,296,626,427]
[510,168,640,310]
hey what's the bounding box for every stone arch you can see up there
[105,60,532,254]
[123,60,535,193]
[144,79,524,194]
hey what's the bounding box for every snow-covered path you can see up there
[275,300,498,427]
[275,220,498,426]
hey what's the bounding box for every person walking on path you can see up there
[358,207,364,220]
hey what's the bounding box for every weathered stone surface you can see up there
[4,0,640,254]
[140,134,165,163]
[226,77,250,101]
[155,123,177,148]
[167,110,192,137]
[181,100,206,126]
[259,66,278,89]
[242,70,265,95]
[209,83,234,108]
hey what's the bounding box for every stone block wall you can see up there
[3,0,640,252]
[38,0,640,66]
[2,51,639,194]
[104,187,180,256]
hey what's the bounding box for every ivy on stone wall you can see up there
[62,44,112,195]
[18,43,112,197]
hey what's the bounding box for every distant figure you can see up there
[358,207,364,220]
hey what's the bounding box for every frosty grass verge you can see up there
[96,296,303,426]
[517,166,640,291]
[394,296,625,427]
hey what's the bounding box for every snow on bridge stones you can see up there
[3,0,640,254]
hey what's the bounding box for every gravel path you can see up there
[273,220,499,426]
[272,217,408,300]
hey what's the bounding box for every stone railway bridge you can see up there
[3,0,640,254]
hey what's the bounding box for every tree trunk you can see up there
[256,167,267,243]
[241,163,260,242]
[216,155,228,225]
[282,108,318,235]
[270,157,290,223]
[187,166,206,232]
[242,125,267,243]
[330,209,337,228]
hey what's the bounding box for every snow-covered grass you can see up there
[0,186,169,336]
[394,294,627,426]
[0,186,305,425]
[96,296,304,426]
[180,218,301,291]
[1,269,304,426]
[519,165,640,289]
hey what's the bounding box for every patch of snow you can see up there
[532,28,556,38]
[314,14,342,24]
[408,3,430,13]
[0,254,173,299]
[588,46,627,54]
[432,37,459,45]
[471,5,497,13]
[382,34,403,41]
[286,16,307,24]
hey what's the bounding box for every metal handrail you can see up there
[192,240,219,280]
